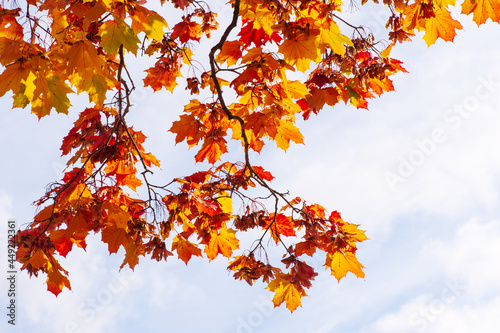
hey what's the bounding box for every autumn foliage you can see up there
[1,0,497,312]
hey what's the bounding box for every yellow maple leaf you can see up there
[423,8,463,46]
[325,250,365,282]
[64,183,93,205]
[72,74,111,106]
[216,194,233,214]
[242,7,275,36]
[266,273,306,312]
[99,19,140,55]
[403,2,423,31]
[434,0,457,8]
[130,6,168,41]
[338,222,369,247]
[283,80,309,99]
[318,20,352,56]
[461,0,500,26]
[279,34,320,72]
[275,119,304,151]
[45,76,73,115]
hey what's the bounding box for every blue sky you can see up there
[2,3,500,333]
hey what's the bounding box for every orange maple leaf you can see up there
[461,0,500,25]
[66,40,106,81]
[101,225,130,254]
[216,40,244,66]
[172,235,203,264]
[144,59,182,92]
[46,265,71,296]
[295,241,317,257]
[120,242,146,270]
[195,135,228,164]
[23,249,49,271]
[204,228,239,260]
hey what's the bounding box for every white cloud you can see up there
[372,218,500,333]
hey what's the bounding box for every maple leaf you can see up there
[103,201,131,230]
[171,19,202,43]
[282,80,310,100]
[369,77,395,96]
[295,241,317,257]
[238,19,282,48]
[279,34,320,72]
[252,166,274,181]
[195,135,228,164]
[461,0,500,26]
[325,250,365,282]
[216,40,243,66]
[46,267,72,296]
[130,6,168,41]
[318,20,352,55]
[306,87,339,113]
[423,8,463,46]
[0,61,31,98]
[120,242,146,270]
[172,235,203,264]
[50,230,74,258]
[0,8,23,40]
[275,120,304,151]
[204,228,239,260]
[101,225,130,254]
[66,40,106,80]
[42,76,73,118]
[338,222,369,247]
[72,74,111,106]
[99,19,140,55]
[266,213,296,242]
[403,2,424,31]
[192,194,222,215]
[144,58,182,92]
[0,37,24,66]
[23,249,49,271]
[61,183,93,205]
[266,273,306,312]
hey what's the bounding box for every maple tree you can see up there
[2,0,497,312]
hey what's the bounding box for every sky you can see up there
[1,3,500,333]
